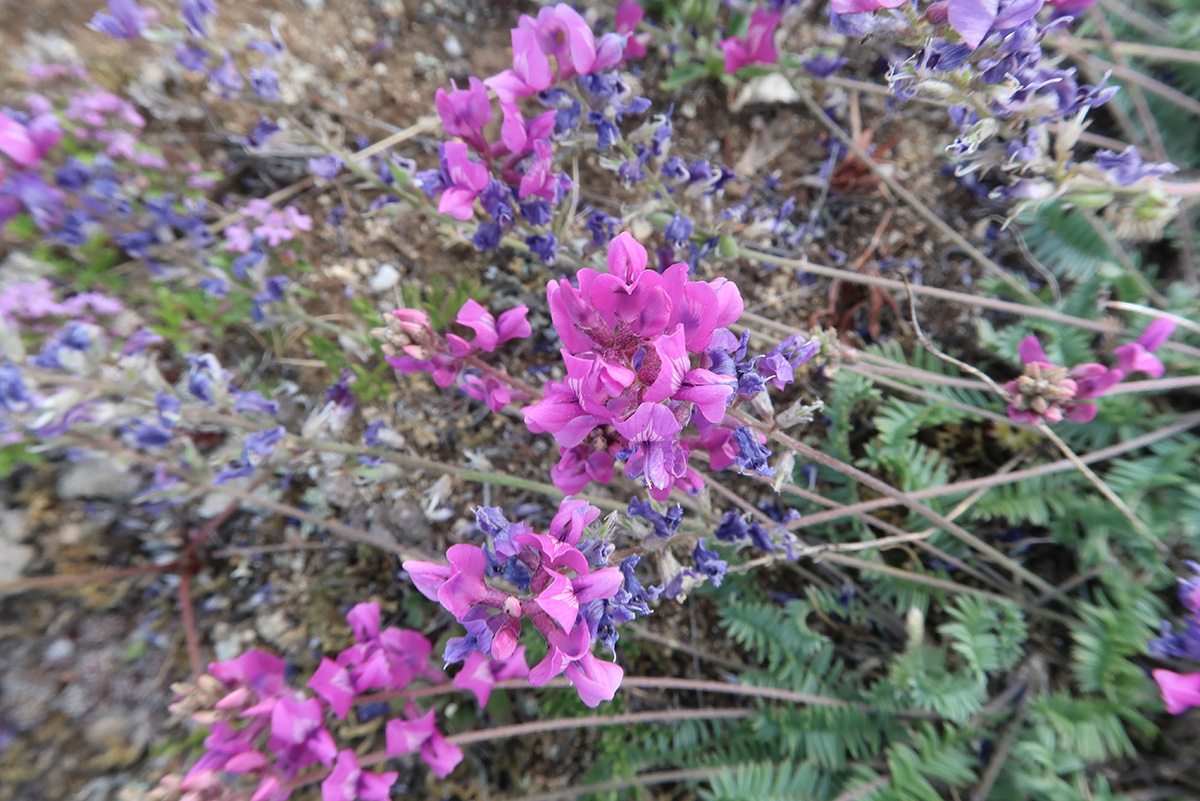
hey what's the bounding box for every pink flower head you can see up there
[268,697,337,766]
[1113,318,1175,379]
[308,658,357,719]
[453,647,531,707]
[615,1,648,60]
[385,705,463,778]
[436,77,493,153]
[549,497,601,545]
[1005,335,1115,425]
[439,141,490,220]
[718,8,781,74]
[322,749,398,801]
[614,403,689,499]
[224,224,255,253]
[1153,669,1200,715]
[209,650,288,699]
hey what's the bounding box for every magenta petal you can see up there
[492,614,522,660]
[1153,669,1200,715]
[607,231,647,283]
[358,769,399,801]
[564,653,623,707]
[453,651,498,707]
[346,602,381,642]
[1065,402,1098,423]
[439,544,491,619]
[421,730,463,778]
[1136,318,1176,352]
[643,327,689,403]
[496,306,532,345]
[1017,335,1049,366]
[535,569,580,631]
[549,497,600,544]
[308,658,357,719]
[511,27,552,90]
[678,370,734,424]
[322,750,360,801]
[385,710,436,756]
[1113,343,1166,379]
[225,750,269,774]
[457,299,499,352]
[403,560,452,601]
[572,567,623,604]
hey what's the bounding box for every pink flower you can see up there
[439,141,490,220]
[322,750,398,801]
[518,139,557,201]
[453,648,531,707]
[436,77,493,153]
[486,27,553,104]
[308,658,357,719]
[718,8,781,74]
[452,299,532,354]
[224,224,255,253]
[1153,669,1200,715]
[385,705,463,778]
[0,112,41,168]
[615,1,648,60]
[1005,335,1116,425]
[528,623,623,707]
[527,4,597,79]
[1113,318,1175,379]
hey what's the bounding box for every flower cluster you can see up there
[404,498,647,707]
[1151,564,1200,714]
[832,0,1181,236]
[524,232,813,499]
[1005,319,1175,425]
[718,7,783,74]
[148,601,487,801]
[375,300,531,412]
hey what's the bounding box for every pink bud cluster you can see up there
[404,498,626,708]
[376,299,532,412]
[424,2,644,225]
[154,601,524,801]
[1005,319,1175,425]
[524,232,745,499]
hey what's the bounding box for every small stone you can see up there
[444,35,463,58]
[369,263,401,292]
[85,713,133,748]
[44,638,75,664]
[56,459,142,502]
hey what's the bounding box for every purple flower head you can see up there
[664,213,694,248]
[1094,147,1178,186]
[1149,618,1200,662]
[88,0,155,40]
[208,52,244,96]
[248,67,280,101]
[732,426,773,476]
[309,154,344,180]
[1005,335,1117,425]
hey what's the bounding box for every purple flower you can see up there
[628,498,683,540]
[309,154,344,180]
[664,213,694,248]
[718,8,781,73]
[526,232,559,265]
[322,749,398,801]
[438,142,489,220]
[452,649,530,707]
[436,77,494,154]
[385,706,463,778]
[692,539,728,587]
[248,68,280,102]
[732,426,773,476]
[1095,147,1178,186]
[88,0,154,40]
[181,0,217,38]
[1113,318,1175,378]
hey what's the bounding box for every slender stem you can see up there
[1035,422,1163,553]
[1106,375,1200,395]
[730,408,1056,595]
[786,77,1044,306]
[463,354,545,400]
[776,411,1200,529]
[0,563,178,595]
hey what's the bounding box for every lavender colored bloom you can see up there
[1149,619,1200,661]
[588,111,619,149]
[555,100,583,136]
[54,158,91,190]
[473,222,502,250]
[1094,147,1178,186]
[577,539,614,568]
[732,427,773,476]
[10,173,65,230]
[181,0,216,38]
[120,327,163,356]
[585,209,620,247]
[664,213,693,248]
[692,539,727,587]
[803,53,847,78]
[175,43,210,72]
[214,426,286,483]
[156,390,180,429]
[233,389,279,416]
[88,0,153,40]
[661,155,690,182]
[520,199,551,226]
[187,354,228,403]
[249,67,280,101]
[627,498,682,540]
[127,421,173,448]
[526,233,558,265]
[208,53,243,96]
